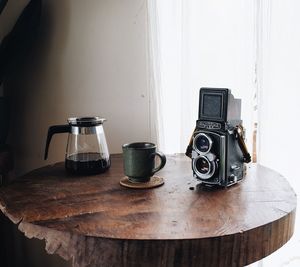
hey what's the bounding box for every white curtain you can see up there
[148,0,256,154]
[256,1,300,266]
[147,0,300,266]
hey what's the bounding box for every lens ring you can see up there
[193,133,213,155]
[193,155,216,180]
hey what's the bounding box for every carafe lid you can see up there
[67,117,106,127]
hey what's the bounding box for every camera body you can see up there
[190,88,249,187]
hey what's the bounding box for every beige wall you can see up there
[4,1,150,267]
[9,0,150,175]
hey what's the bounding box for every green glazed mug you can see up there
[122,142,166,183]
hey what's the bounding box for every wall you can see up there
[9,0,150,175]
[4,1,150,267]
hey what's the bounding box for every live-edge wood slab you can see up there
[0,154,297,267]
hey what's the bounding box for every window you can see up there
[148,0,300,266]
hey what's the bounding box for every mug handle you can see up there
[151,151,167,175]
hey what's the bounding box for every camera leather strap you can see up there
[185,127,196,158]
[234,125,251,163]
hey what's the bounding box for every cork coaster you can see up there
[120,176,164,189]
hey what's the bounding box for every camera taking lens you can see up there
[196,156,210,174]
[193,155,216,180]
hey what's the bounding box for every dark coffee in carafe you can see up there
[65,152,110,175]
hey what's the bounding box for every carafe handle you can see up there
[44,124,71,160]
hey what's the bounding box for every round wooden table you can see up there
[0,154,296,267]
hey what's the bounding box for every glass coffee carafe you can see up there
[44,117,110,175]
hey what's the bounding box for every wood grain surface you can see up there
[0,154,297,267]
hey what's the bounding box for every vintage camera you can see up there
[186,88,251,187]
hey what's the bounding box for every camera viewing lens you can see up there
[196,156,210,174]
[194,133,212,154]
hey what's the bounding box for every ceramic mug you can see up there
[122,142,166,182]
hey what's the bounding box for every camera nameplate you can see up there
[197,121,222,130]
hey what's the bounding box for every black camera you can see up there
[186,88,251,187]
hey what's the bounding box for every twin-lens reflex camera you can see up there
[186,88,251,187]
